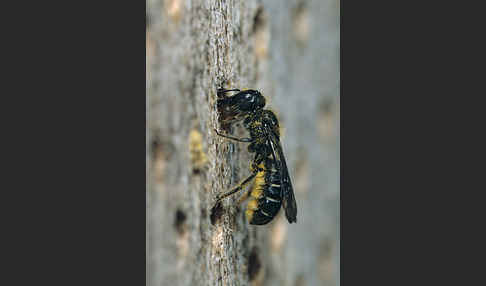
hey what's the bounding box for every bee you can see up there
[213,87,297,225]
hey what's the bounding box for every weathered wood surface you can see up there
[147,0,339,285]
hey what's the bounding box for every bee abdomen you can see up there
[247,186,282,225]
[245,159,283,225]
[248,198,282,225]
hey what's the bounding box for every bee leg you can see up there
[216,155,265,203]
[236,162,263,204]
[250,153,265,172]
[216,172,257,202]
[237,188,251,204]
[214,129,253,142]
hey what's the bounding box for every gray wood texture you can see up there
[147,0,339,285]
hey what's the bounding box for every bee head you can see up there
[237,90,266,112]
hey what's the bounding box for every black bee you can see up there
[214,88,297,225]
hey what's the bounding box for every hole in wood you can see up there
[174,209,187,235]
[248,247,262,281]
[151,136,160,159]
[252,6,266,34]
[252,6,269,60]
[210,201,223,226]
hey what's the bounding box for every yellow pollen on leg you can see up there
[246,210,254,222]
[251,170,265,199]
[254,172,265,185]
[250,162,265,172]
[251,188,263,199]
[247,198,259,210]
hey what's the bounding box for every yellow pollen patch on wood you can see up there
[188,129,207,171]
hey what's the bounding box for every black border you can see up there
[7,1,147,284]
[343,1,485,285]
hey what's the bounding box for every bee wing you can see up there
[217,98,247,123]
[265,127,297,223]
